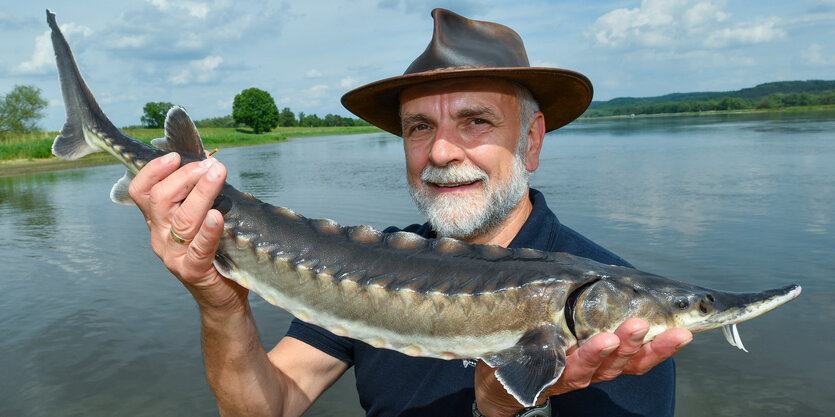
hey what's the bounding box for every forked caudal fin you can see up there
[47,9,119,161]
[48,10,208,206]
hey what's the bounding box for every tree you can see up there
[232,88,279,133]
[0,85,48,134]
[278,107,297,127]
[141,101,174,128]
[300,113,323,127]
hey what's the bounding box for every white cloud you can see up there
[169,55,223,85]
[588,0,782,50]
[340,76,360,88]
[802,43,833,65]
[306,69,323,78]
[105,1,284,60]
[148,0,210,18]
[110,35,148,48]
[704,18,786,48]
[307,85,329,97]
[16,23,93,74]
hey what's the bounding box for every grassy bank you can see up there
[0,125,381,177]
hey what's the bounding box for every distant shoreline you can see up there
[581,104,835,120]
[0,126,381,178]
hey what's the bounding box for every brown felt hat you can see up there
[341,8,593,136]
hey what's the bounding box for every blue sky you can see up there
[2,0,833,130]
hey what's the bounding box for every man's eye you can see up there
[413,123,430,131]
[471,118,487,125]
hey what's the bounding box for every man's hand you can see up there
[128,152,248,314]
[474,319,693,417]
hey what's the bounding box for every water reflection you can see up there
[1,115,833,416]
[0,174,59,240]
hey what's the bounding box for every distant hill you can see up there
[585,80,835,117]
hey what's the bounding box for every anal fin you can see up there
[481,324,568,407]
[110,170,136,206]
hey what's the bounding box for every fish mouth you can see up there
[690,284,801,351]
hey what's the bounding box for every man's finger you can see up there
[151,159,216,208]
[129,152,180,208]
[553,333,619,393]
[170,160,226,242]
[596,319,649,379]
[180,209,225,285]
[623,328,692,375]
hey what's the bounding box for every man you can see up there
[129,8,691,417]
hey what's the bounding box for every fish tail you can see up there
[47,9,118,160]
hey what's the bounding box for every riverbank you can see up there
[580,103,835,119]
[0,126,382,178]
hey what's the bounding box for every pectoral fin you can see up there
[481,324,568,407]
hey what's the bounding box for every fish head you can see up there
[567,269,801,348]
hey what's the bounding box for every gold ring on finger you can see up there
[170,227,193,244]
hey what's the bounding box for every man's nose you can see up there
[428,124,465,167]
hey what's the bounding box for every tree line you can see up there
[585,80,835,117]
[142,87,370,132]
[584,91,835,117]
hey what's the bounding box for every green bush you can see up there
[232,88,279,134]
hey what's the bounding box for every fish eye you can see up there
[673,297,690,309]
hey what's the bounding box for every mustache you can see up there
[420,163,488,186]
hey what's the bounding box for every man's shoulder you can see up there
[552,224,634,268]
[519,189,634,268]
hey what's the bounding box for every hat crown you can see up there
[404,8,531,75]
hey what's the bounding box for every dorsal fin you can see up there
[155,106,206,158]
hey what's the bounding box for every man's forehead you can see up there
[400,77,517,102]
[399,77,518,114]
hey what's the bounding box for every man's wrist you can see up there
[473,398,552,417]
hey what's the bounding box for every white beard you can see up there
[409,151,530,240]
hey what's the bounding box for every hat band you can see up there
[420,64,491,74]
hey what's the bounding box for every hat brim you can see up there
[341,67,593,136]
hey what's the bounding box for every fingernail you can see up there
[630,328,649,344]
[199,157,216,170]
[163,152,177,164]
[600,343,619,358]
[206,212,218,228]
[676,337,693,350]
[206,161,222,180]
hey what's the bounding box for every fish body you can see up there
[46,10,801,407]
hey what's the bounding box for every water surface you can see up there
[1,111,832,416]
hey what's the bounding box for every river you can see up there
[1,111,833,416]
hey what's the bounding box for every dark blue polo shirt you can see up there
[286,189,675,416]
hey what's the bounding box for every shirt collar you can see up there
[508,188,559,251]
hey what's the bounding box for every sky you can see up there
[1,0,834,130]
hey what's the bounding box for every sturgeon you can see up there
[46,10,801,407]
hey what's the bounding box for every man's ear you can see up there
[524,112,546,172]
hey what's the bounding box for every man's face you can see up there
[399,78,534,240]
